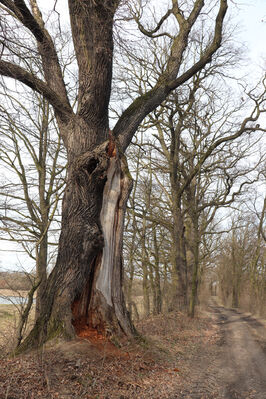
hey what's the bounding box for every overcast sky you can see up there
[236,0,265,73]
[0,0,265,272]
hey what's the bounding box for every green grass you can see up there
[0,304,16,320]
[0,310,13,319]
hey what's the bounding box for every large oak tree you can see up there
[0,0,229,351]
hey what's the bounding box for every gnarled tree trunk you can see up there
[18,143,136,351]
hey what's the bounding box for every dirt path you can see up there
[177,305,266,399]
[215,306,266,399]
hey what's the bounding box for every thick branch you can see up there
[0,0,70,115]
[258,197,266,242]
[134,7,173,38]
[0,60,73,120]
[169,0,228,90]
[114,0,228,152]
[180,112,266,196]
[0,0,44,41]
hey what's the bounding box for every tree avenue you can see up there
[0,0,233,350]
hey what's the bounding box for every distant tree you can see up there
[124,136,172,316]
[115,13,266,315]
[217,196,265,316]
[0,87,66,321]
[124,68,265,316]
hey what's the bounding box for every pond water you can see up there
[0,296,28,305]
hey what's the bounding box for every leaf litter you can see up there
[0,310,220,399]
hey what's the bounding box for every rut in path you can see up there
[172,305,266,399]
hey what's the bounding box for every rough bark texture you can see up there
[18,145,135,352]
[170,207,188,310]
[169,138,188,310]
[35,234,48,319]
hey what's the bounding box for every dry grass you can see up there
[0,309,219,399]
[0,304,19,356]
[0,289,32,298]
[0,302,35,358]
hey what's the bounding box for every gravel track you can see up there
[172,305,266,399]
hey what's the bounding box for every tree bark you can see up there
[35,233,48,319]
[188,224,200,318]
[152,227,162,315]
[170,210,188,310]
[17,143,136,351]
[169,147,188,310]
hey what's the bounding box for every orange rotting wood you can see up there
[72,316,105,341]
[72,299,106,342]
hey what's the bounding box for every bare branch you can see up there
[0,60,72,120]
[114,0,228,151]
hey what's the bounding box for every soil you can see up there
[174,303,266,399]
[0,301,265,399]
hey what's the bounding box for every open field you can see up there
[0,304,19,355]
[0,302,35,356]
[0,289,33,298]
[0,304,15,323]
